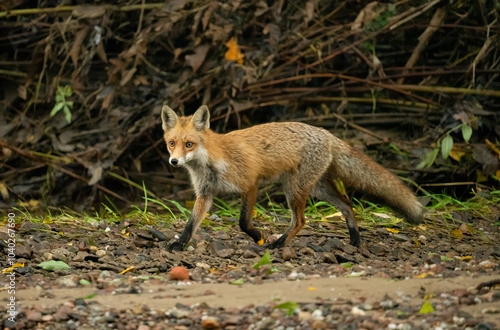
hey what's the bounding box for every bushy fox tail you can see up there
[332,146,423,224]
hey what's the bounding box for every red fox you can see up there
[162,105,423,251]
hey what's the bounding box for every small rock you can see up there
[243,249,259,258]
[95,250,106,257]
[16,245,32,258]
[99,270,111,279]
[137,325,150,330]
[392,233,409,242]
[288,271,306,280]
[42,252,53,261]
[58,277,77,287]
[322,252,338,264]
[311,309,323,320]
[312,320,327,329]
[196,262,211,270]
[186,246,195,251]
[51,248,72,262]
[170,266,190,281]
[215,248,235,258]
[73,251,88,262]
[351,306,366,316]
[298,311,312,321]
[42,315,53,322]
[214,229,230,240]
[455,243,475,254]
[26,311,42,321]
[282,247,297,261]
[418,235,427,243]
[380,299,394,310]
[202,317,219,329]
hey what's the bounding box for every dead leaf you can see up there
[474,145,499,175]
[263,24,280,49]
[96,40,108,63]
[88,165,103,186]
[18,85,27,100]
[351,1,378,30]
[0,182,9,200]
[450,229,463,239]
[185,44,210,72]
[304,1,315,24]
[120,67,137,86]
[206,24,233,44]
[69,26,91,68]
[225,38,244,64]
[459,223,473,235]
[202,2,218,31]
[72,5,106,19]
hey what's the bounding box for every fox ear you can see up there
[161,105,179,131]
[191,105,210,131]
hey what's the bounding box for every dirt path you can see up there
[4,275,499,325]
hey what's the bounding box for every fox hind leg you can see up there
[267,184,310,249]
[312,176,360,247]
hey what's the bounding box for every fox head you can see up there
[161,105,210,167]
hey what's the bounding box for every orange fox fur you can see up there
[161,105,423,251]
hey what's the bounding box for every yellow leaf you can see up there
[225,38,244,64]
[125,232,130,236]
[0,182,9,200]
[2,263,24,274]
[423,292,435,300]
[308,287,317,291]
[415,272,434,278]
[386,228,399,234]
[450,229,463,239]
[43,218,54,224]
[253,209,258,217]
[485,139,500,160]
[460,256,473,260]
[209,269,216,272]
[119,266,134,274]
[449,150,465,162]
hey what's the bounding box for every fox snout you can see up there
[169,157,185,167]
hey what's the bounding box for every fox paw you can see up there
[265,241,284,250]
[168,241,185,252]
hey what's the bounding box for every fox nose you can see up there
[170,158,178,166]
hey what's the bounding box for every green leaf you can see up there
[64,85,73,97]
[229,278,244,285]
[440,255,454,261]
[345,270,366,277]
[418,301,435,314]
[274,302,300,316]
[341,262,353,269]
[55,94,64,102]
[462,124,472,142]
[441,135,453,159]
[417,148,439,169]
[63,105,72,123]
[66,101,74,109]
[50,102,64,116]
[80,293,96,300]
[38,260,70,271]
[79,279,91,285]
[253,250,271,270]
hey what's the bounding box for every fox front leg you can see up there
[168,196,212,252]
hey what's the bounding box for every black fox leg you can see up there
[267,188,309,249]
[169,196,212,251]
[239,184,263,245]
[312,177,360,247]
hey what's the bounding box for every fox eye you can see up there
[169,141,175,147]
[186,142,193,148]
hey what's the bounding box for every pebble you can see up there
[202,316,220,329]
[282,246,297,261]
[351,306,366,316]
